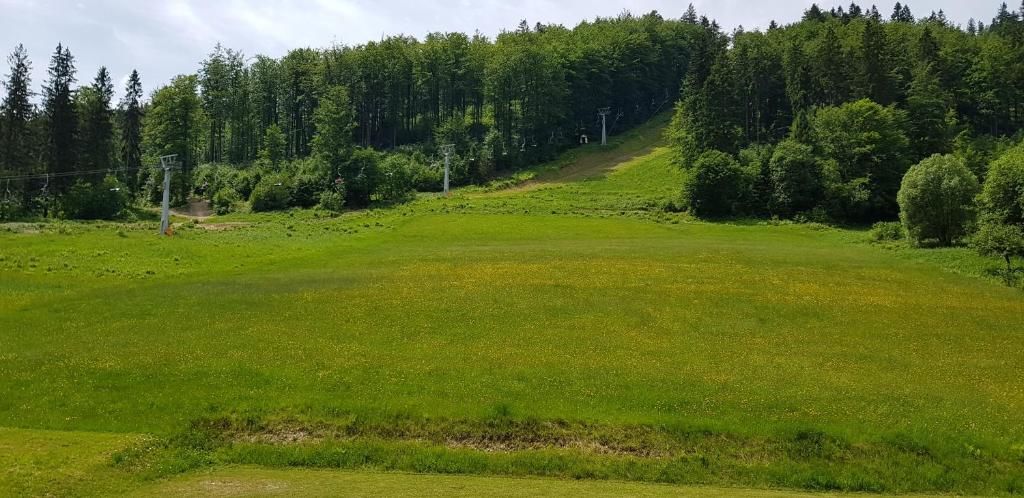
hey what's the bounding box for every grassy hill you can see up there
[1,117,1023,496]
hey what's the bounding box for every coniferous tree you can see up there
[803,4,826,22]
[815,24,850,106]
[683,4,698,24]
[78,66,114,179]
[891,2,904,22]
[199,44,235,163]
[119,69,143,194]
[858,18,895,105]
[907,64,954,159]
[917,26,940,67]
[902,5,913,22]
[1,44,33,178]
[784,42,813,113]
[848,3,863,19]
[41,43,77,191]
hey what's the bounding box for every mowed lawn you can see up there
[1,127,1023,494]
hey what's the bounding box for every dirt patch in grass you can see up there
[172,198,214,219]
[196,222,252,231]
[184,416,685,458]
[116,413,1023,495]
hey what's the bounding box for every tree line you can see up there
[667,1,1024,281]
[0,11,707,218]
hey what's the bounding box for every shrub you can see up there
[343,148,383,208]
[478,128,503,178]
[231,168,263,200]
[769,139,824,217]
[410,160,444,192]
[291,174,324,208]
[318,189,345,212]
[377,154,415,203]
[192,163,239,198]
[60,176,128,220]
[682,150,751,218]
[249,175,292,212]
[870,221,905,242]
[973,219,1024,286]
[738,144,774,215]
[978,144,1024,226]
[211,188,241,215]
[0,195,22,221]
[897,154,979,246]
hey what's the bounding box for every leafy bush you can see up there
[738,144,774,215]
[343,148,383,208]
[409,156,443,192]
[377,154,415,203]
[478,128,503,178]
[249,175,292,212]
[978,144,1024,226]
[291,174,324,208]
[870,221,905,242]
[230,168,263,200]
[318,189,345,212]
[682,150,751,218]
[897,154,979,246]
[769,139,824,217]
[261,157,330,209]
[192,163,239,198]
[0,195,22,221]
[973,219,1024,286]
[211,188,241,215]
[60,176,128,220]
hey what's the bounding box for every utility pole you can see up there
[158,154,178,236]
[440,144,455,196]
[598,107,611,146]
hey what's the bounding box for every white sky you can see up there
[0,0,1004,102]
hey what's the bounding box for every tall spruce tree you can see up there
[815,24,850,106]
[199,44,234,163]
[78,66,114,180]
[891,3,903,22]
[917,26,940,67]
[120,70,143,194]
[858,18,895,105]
[683,4,698,24]
[42,43,77,191]
[907,64,953,159]
[1,44,33,178]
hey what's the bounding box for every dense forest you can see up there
[662,2,1024,274]
[2,3,1024,253]
[0,12,701,217]
[669,2,1024,221]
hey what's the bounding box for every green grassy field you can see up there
[2,118,1023,496]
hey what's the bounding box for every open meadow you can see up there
[2,121,1023,496]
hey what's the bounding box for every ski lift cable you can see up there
[0,164,157,182]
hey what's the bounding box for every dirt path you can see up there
[478,119,667,196]
[171,198,213,219]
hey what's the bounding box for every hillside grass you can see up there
[1,117,1023,495]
